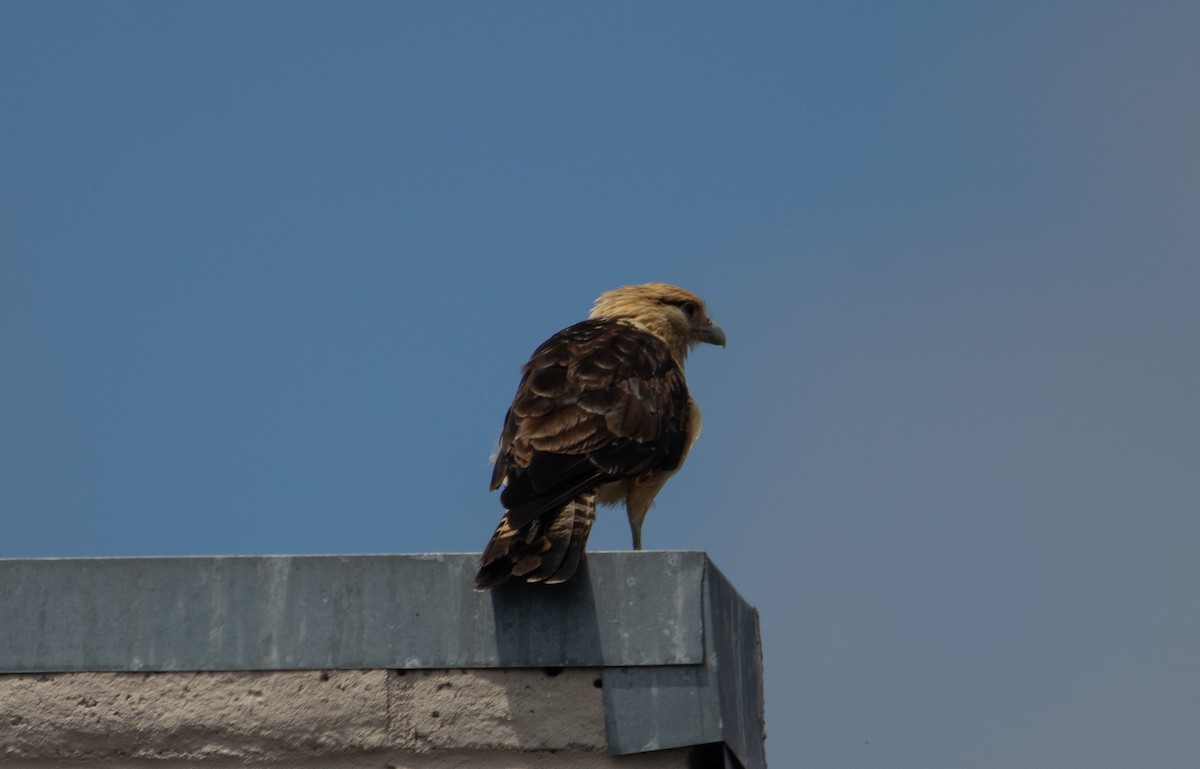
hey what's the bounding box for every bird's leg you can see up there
[627,502,646,550]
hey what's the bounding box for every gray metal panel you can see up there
[602,664,720,751]
[602,556,767,769]
[0,552,705,672]
[707,561,768,769]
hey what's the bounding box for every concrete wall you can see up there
[0,667,718,767]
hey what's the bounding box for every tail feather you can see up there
[543,494,595,584]
[474,492,597,591]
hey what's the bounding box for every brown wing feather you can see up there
[476,319,690,589]
[492,320,688,508]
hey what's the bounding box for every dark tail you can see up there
[474,492,597,590]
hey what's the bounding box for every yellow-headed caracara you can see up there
[475,283,725,590]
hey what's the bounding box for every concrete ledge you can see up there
[0,552,764,768]
[0,669,607,759]
[0,670,391,761]
[0,669,725,768]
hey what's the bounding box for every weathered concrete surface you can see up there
[389,669,606,751]
[0,753,702,769]
[0,669,388,762]
[0,668,711,767]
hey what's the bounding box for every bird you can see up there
[475,283,725,590]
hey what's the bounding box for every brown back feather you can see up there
[477,319,691,589]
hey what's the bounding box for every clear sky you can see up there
[2,2,1198,767]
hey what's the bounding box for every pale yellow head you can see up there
[589,283,726,364]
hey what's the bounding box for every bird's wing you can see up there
[489,319,690,530]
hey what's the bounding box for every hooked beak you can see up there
[694,322,726,348]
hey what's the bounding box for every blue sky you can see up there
[2,2,1198,767]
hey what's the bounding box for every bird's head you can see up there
[590,283,726,364]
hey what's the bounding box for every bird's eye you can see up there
[681,301,697,318]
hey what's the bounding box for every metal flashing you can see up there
[602,558,766,769]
